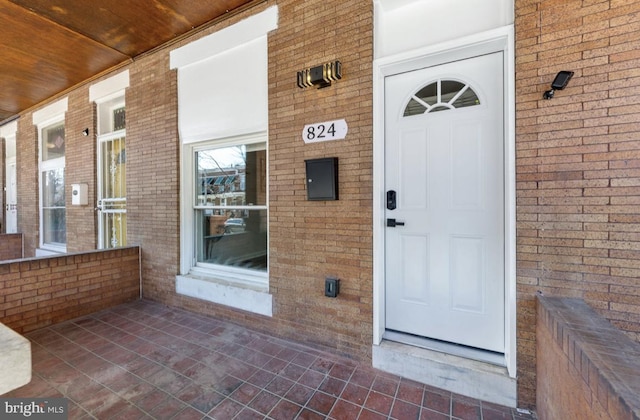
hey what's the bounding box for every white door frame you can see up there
[372,25,516,377]
[5,156,17,233]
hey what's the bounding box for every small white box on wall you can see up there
[71,184,88,206]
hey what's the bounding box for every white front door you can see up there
[5,157,17,233]
[384,52,505,352]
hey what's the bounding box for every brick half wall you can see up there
[0,246,141,333]
[536,296,640,420]
[0,234,23,261]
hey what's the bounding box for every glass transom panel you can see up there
[403,79,480,117]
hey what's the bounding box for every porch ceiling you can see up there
[0,0,257,123]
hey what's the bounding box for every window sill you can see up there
[35,247,65,257]
[176,272,272,317]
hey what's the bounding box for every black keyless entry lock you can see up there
[387,190,397,210]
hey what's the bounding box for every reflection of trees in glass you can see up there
[195,142,267,272]
[43,123,65,160]
[197,146,247,203]
[42,168,66,244]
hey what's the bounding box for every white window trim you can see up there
[178,132,272,317]
[97,98,125,134]
[170,6,278,69]
[37,115,66,254]
[90,70,129,103]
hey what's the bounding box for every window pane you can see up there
[98,97,125,135]
[440,80,466,103]
[196,209,267,271]
[42,123,65,161]
[43,209,66,244]
[415,83,438,106]
[113,107,126,131]
[403,80,480,117]
[452,87,480,108]
[196,143,266,207]
[42,169,65,207]
[404,98,427,116]
[42,168,66,245]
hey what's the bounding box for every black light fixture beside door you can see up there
[543,70,574,99]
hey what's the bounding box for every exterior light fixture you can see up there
[297,61,342,89]
[543,70,574,99]
[82,128,90,136]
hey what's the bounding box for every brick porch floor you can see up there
[3,300,536,419]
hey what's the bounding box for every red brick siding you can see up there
[0,233,23,260]
[516,0,640,408]
[0,247,140,333]
[65,88,97,252]
[14,87,96,255]
[267,0,374,359]
[126,50,181,301]
[536,297,639,420]
[16,117,38,256]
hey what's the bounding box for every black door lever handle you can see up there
[386,218,405,227]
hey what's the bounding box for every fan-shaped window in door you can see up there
[404,79,480,116]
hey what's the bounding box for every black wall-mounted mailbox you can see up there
[305,157,339,201]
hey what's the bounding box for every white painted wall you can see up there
[375,0,514,59]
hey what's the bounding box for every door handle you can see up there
[386,218,405,227]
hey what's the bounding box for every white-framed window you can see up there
[172,6,276,316]
[183,133,268,288]
[39,119,66,252]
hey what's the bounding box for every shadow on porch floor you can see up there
[3,299,536,419]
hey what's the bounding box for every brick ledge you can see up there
[537,296,640,420]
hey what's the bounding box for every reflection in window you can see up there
[194,142,267,271]
[39,119,66,251]
[42,168,66,245]
[42,123,65,161]
[403,79,480,116]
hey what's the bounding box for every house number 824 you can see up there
[306,124,336,140]
[302,119,348,144]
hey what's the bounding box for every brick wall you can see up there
[121,0,375,361]
[515,0,640,408]
[16,116,38,255]
[65,88,97,253]
[0,233,23,260]
[125,46,180,302]
[14,86,96,256]
[0,247,140,333]
[267,0,374,359]
[536,297,640,419]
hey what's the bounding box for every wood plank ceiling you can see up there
[0,0,256,123]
